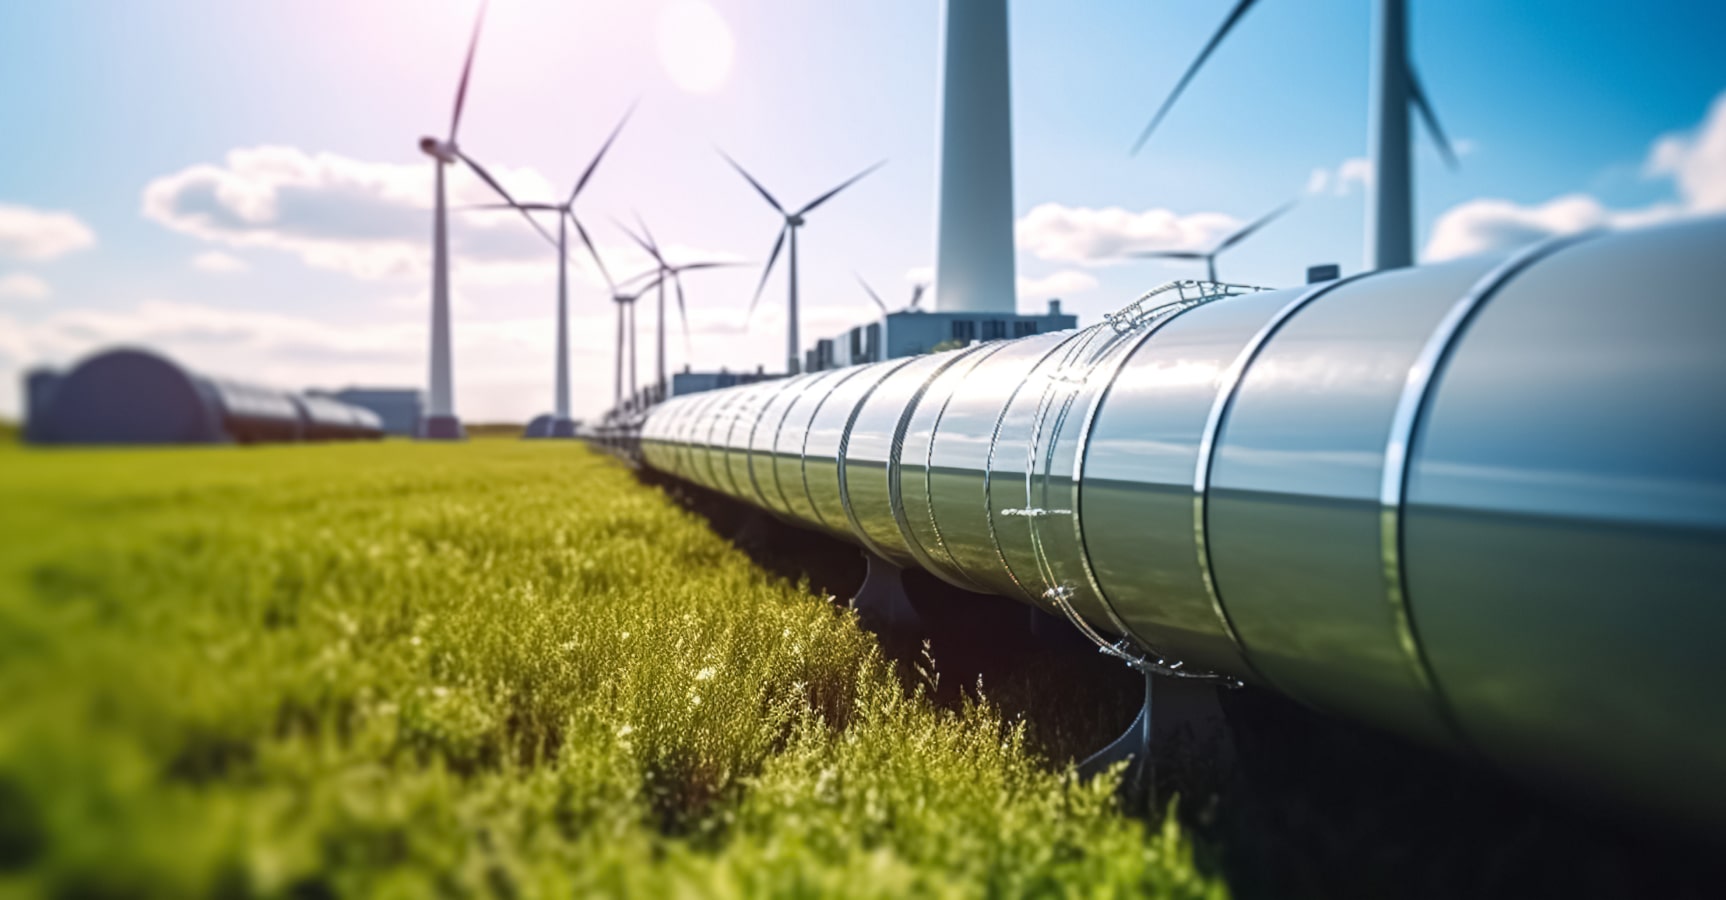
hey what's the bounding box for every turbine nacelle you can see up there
[420,137,460,165]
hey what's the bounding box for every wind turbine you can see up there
[616,216,741,400]
[1129,0,1458,271]
[608,268,663,409]
[1132,199,1297,283]
[854,275,927,363]
[460,109,633,437]
[416,0,517,440]
[720,151,885,374]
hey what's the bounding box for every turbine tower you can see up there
[460,109,632,436]
[1133,199,1296,282]
[1130,0,1458,272]
[934,0,1017,314]
[618,216,738,399]
[722,152,884,375]
[416,0,498,441]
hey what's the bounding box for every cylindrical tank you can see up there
[628,216,1726,829]
[29,347,384,445]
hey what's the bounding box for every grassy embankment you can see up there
[0,438,1222,898]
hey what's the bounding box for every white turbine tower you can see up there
[721,152,884,375]
[461,110,633,437]
[1130,0,1458,272]
[417,0,494,440]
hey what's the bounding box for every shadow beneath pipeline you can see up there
[638,468,1726,900]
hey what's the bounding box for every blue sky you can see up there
[1,0,1723,421]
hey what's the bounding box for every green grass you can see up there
[0,439,1222,898]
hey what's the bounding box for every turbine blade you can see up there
[748,226,788,320]
[671,261,743,273]
[449,0,491,140]
[718,149,786,214]
[909,283,926,310]
[617,267,661,290]
[461,151,559,248]
[797,160,887,216]
[855,273,889,315]
[455,202,521,211]
[1408,66,1460,172]
[1217,198,1298,252]
[632,211,664,261]
[569,102,637,205]
[1133,250,1206,260]
[613,216,661,264]
[675,274,690,346]
[1129,0,1261,155]
[568,211,616,293]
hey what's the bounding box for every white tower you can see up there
[933,0,1017,314]
[1367,0,1413,271]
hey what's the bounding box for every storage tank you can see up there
[28,347,383,445]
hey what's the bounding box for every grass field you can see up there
[0,438,1222,898]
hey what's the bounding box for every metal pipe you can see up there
[620,215,1726,829]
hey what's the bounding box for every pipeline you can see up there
[597,215,1726,829]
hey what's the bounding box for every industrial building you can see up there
[668,366,782,398]
[25,348,384,445]
[805,300,1077,372]
[306,387,423,436]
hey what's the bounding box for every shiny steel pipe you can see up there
[622,216,1726,828]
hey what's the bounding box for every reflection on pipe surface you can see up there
[618,216,1726,829]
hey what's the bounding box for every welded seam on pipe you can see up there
[766,373,830,516]
[1379,230,1602,752]
[916,342,1012,587]
[1023,324,1136,631]
[714,385,753,497]
[758,375,818,515]
[887,347,990,583]
[1192,274,1374,688]
[982,330,1093,602]
[798,366,871,532]
[835,357,920,560]
[742,379,797,509]
[1069,302,1212,655]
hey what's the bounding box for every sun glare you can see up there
[657,0,735,94]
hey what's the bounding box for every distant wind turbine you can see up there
[720,151,885,374]
[1132,200,1297,283]
[417,0,555,439]
[460,108,634,436]
[1129,0,1458,271]
[616,216,742,398]
[608,267,664,407]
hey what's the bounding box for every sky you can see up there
[1,0,1723,423]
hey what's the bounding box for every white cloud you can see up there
[143,145,579,286]
[1643,91,1726,213]
[1425,89,1726,261]
[1017,269,1098,300]
[0,273,51,302]
[0,203,96,261]
[1303,157,1374,197]
[1015,202,1240,264]
[190,250,250,273]
[141,145,741,294]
